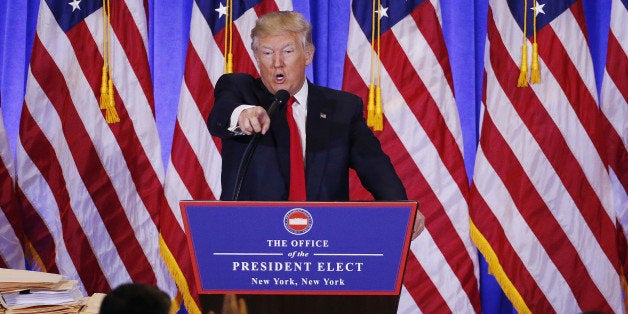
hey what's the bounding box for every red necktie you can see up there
[286,96,306,200]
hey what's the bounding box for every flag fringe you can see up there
[517,44,529,87]
[622,271,628,313]
[24,241,47,273]
[159,236,201,314]
[470,221,532,314]
[530,43,540,83]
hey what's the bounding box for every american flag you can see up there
[342,0,481,312]
[161,0,292,312]
[17,0,177,301]
[601,0,627,239]
[0,99,25,270]
[470,0,624,312]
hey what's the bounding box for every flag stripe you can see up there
[0,107,25,269]
[397,287,421,313]
[382,27,467,190]
[253,0,280,18]
[344,1,480,312]
[20,0,177,302]
[475,95,611,310]
[343,54,477,296]
[83,10,169,229]
[497,1,617,243]
[471,0,624,311]
[470,180,555,310]
[182,45,216,121]
[162,1,292,312]
[30,32,158,286]
[110,2,154,110]
[410,2,454,92]
[488,10,619,272]
[85,4,175,290]
[605,33,628,101]
[601,0,628,197]
[18,186,57,273]
[603,113,628,192]
[178,48,222,196]
[601,0,628,287]
[228,27,260,75]
[483,7,617,306]
[539,21,605,160]
[20,99,111,291]
[402,252,449,312]
[171,122,216,199]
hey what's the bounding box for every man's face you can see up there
[254,32,313,96]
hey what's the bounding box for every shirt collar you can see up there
[292,81,309,106]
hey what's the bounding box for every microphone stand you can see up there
[231,90,290,200]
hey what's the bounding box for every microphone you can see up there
[266,89,290,116]
[232,89,291,200]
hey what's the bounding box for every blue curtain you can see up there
[0,0,613,312]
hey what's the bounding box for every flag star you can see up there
[377,6,389,19]
[68,0,81,11]
[215,2,228,19]
[531,2,546,16]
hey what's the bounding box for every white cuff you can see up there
[228,104,256,134]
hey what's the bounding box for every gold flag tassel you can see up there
[366,0,377,128]
[100,0,110,113]
[372,0,383,131]
[517,0,529,87]
[530,0,541,83]
[100,0,119,123]
[100,65,109,111]
[367,84,375,127]
[374,85,383,131]
[224,0,233,74]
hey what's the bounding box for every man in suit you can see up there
[207,11,424,314]
[208,11,411,204]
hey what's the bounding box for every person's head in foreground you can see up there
[99,283,171,314]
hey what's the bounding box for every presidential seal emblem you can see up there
[284,208,313,235]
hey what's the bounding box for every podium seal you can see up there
[284,208,313,235]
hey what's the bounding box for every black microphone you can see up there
[232,89,291,200]
[266,89,290,116]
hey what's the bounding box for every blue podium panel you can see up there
[180,201,417,295]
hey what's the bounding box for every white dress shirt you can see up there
[229,82,309,159]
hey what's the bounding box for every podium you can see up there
[180,201,418,314]
[180,201,418,313]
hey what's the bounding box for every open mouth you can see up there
[275,73,285,83]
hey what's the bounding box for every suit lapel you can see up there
[252,78,274,109]
[305,83,333,199]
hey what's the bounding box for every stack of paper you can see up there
[0,268,86,314]
[77,293,105,314]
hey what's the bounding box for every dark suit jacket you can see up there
[208,73,407,201]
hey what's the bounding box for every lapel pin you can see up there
[320,113,327,119]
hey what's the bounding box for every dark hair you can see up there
[99,283,171,314]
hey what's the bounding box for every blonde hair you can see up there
[251,11,313,51]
